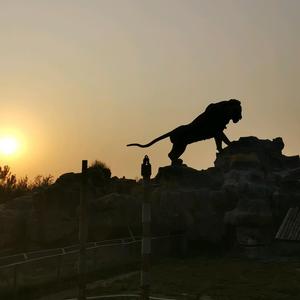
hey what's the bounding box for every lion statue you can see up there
[127,99,242,165]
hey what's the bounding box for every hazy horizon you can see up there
[1,0,299,180]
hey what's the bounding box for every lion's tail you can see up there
[127,132,170,148]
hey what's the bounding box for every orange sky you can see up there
[0,0,299,180]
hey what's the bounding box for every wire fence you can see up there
[0,234,186,299]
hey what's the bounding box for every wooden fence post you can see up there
[140,155,152,300]
[78,160,88,300]
[13,264,18,300]
[57,254,62,285]
[93,247,97,271]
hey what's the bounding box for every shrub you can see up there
[89,160,111,179]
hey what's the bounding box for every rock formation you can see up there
[0,136,299,254]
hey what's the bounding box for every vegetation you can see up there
[0,159,111,202]
[0,165,54,203]
[89,159,111,179]
[90,159,110,170]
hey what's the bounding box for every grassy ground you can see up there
[88,256,300,300]
[8,255,300,300]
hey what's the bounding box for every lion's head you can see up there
[228,99,242,123]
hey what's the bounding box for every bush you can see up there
[89,160,111,179]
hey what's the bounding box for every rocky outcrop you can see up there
[152,136,300,246]
[216,137,300,246]
[0,136,299,253]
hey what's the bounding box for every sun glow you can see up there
[0,137,19,156]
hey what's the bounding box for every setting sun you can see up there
[0,137,19,156]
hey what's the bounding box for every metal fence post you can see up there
[78,160,88,300]
[140,155,152,300]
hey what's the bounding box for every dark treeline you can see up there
[0,165,54,203]
[0,160,111,204]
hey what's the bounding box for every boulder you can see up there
[0,195,33,250]
[155,165,223,189]
[89,193,141,240]
[215,136,299,172]
[150,188,232,243]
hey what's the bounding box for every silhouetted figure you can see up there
[127,99,242,165]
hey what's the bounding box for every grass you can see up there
[88,256,300,300]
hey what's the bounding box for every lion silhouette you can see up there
[127,99,242,165]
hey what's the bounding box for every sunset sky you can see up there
[0,0,299,180]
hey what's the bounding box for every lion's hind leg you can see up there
[168,143,187,166]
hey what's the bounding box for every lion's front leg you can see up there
[221,132,231,146]
[214,136,223,153]
[214,132,231,152]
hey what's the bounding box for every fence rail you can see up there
[66,294,177,300]
[0,236,142,267]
